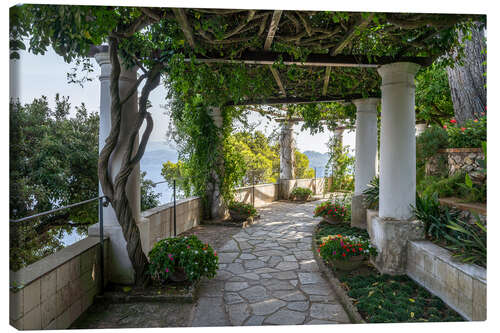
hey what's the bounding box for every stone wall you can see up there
[234,183,279,208]
[10,237,109,330]
[407,241,486,321]
[139,197,203,254]
[279,178,326,199]
[426,148,485,183]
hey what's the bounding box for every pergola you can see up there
[86,7,481,282]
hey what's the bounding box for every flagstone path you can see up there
[191,200,351,326]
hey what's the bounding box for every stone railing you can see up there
[10,237,109,330]
[139,197,203,254]
[234,183,279,208]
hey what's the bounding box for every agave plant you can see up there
[362,176,379,210]
[444,215,486,267]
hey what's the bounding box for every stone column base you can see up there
[88,223,135,284]
[367,216,424,275]
[351,194,367,229]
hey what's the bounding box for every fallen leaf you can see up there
[409,298,415,303]
[123,286,132,292]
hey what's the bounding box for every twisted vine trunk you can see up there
[279,122,295,180]
[447,23,486,124]
[97,37,162,285]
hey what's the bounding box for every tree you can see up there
[325,136,355,191]
[294,151,315,179]
[447,23,487,124]
[415,64,454,125]
[140,172,161,211]
[10,96,99,270]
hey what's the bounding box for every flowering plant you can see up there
[318,234,377,261]
[290,187,313,200]
[444,112,486,148]
[314,196,350,222]
[148,235,218,284]
[228,201,257,216]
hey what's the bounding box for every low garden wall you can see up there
[234,183,279,208]
[426,148,485,183]
[10,237,109,330]
[407,240,486,321]
[279,178,326,199]
[366,209,486,321]
[140,197,203,254]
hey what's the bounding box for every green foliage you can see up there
[325,136,355,192]
[319,234,377,262]
[416,126,449,170]
[415,64,454,125]
[10,96,99,270]
[413,193,461,241]
[290,187,313,200]
[228,201,257,217]
[417,173,486,203]
[161,160,192,198]
[362,176,379,210]
[294,151,315,179]
[445,114,486,148]
[445,216,486,267]
[140,172,160,211]
[341,274,464,323]
[148,235,219,284]
[315,222,369,242]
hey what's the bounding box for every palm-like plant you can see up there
[362,176,379,210]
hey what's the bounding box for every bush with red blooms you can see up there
[318,234,377,261]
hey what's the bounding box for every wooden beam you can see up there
[330,13,374,56]
[186,50,432,68]
[322,67,332,96]
[172,8,196,48]
[226,93,379,106]
[264,10,283,50]
[269,66,286,96]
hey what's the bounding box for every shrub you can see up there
[413,193,461,241]
[445,115,486,148]
[314,194,351,222]
[228,201,257,217]
[445,215,486,267]
[417,173,486,203]
[362,176,379,210]
[318,234,377,261]
[416,125,449,164]
[290,187,313,199]
[148,235,219,284]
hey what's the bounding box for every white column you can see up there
[415,123,427,136]
[91,51,140,284]
[377,62,420,220]
[353,98,379,195]
[279,121,295,180]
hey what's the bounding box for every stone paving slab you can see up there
[190,200,351,326]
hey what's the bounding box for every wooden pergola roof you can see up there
[90,8,482,106]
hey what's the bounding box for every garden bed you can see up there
[313,222,465,323]
[95,281,200,304]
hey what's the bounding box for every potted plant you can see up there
[318,234,377,271]
[314,199,348,224]
[290,187,313,201]
[228,201,257,222]
[148,235,219,284]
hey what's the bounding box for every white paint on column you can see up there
[92,52,141,284]
[353,98,379,195]
[378,62,420,220]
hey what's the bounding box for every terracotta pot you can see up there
[168,266,188,282]
[322,215,343,224]
[229,208,250,222]
[328,255,365,271]
[292,194,311,201]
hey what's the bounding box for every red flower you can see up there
[443,125,447,129]
[342,253,346,257]
[450,119,457,124]
[461,127,466,132]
